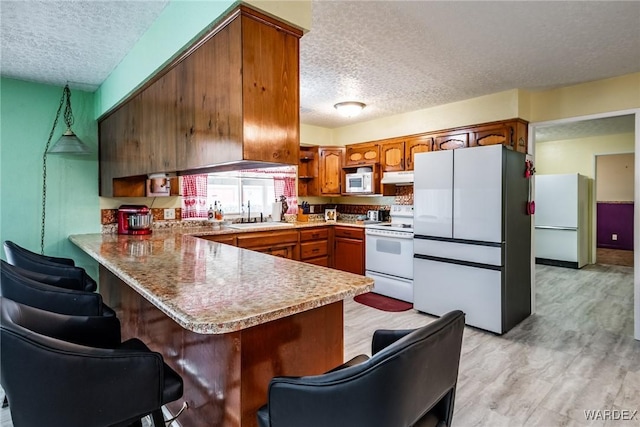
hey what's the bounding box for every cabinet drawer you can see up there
[300,228,329,242]
[300,241,328,260]
[334,226,364,240]
[199,234,237,245]
[237,231,299,248]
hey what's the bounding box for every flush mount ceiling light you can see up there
[334,101,366,118]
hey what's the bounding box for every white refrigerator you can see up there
[413,145,531,334]
[534,173,589,268]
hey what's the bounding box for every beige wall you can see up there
[245,0,312,32]
[596,153,635,202]
[529,73,640,123]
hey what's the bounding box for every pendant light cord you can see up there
[41,85,70,254]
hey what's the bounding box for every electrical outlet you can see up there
[612,233,618,241]
[164,208,176,220]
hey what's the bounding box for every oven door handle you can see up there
[365,270,414,283]
[365,230,414,239]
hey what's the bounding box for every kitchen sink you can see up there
[227,222,295,230]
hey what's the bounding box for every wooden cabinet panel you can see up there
[319,147,343,196]
[199,234,238,245]
[141,68,178,173]
[514,120,528,153]
[176,18,244,171]
[306,256,329,267]
[434,132,469,151]
[241,13,300,166]
[333,226,364,275]
[237,230,299,260]
[380,140,405,172]
[334,238,364,275]
[405,135,433,171]
[345,143,379,166]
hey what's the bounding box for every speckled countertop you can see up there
[70,224,373,335]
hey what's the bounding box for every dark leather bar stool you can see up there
[257,310,465,427]
[0,297,184,427]
[0,260,115,317]
[4,240,97,292]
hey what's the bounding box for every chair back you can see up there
[266,310,465,427]
[3,241,96,292]
[0,260,106,316]
[0,297,173,427]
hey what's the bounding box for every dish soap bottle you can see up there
[215,201,223,220]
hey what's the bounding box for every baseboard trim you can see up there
[536,258,580,269]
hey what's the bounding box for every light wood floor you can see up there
[2,264,638,427]
[597,248,635,267]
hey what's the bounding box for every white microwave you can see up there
[345,172,373,193]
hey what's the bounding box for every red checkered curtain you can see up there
[274,177,297,214]
[181,174,208,218]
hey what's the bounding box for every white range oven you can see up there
[365,205,414,303]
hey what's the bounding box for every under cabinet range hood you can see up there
[381,171,414,185]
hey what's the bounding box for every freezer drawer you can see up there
[414,257,502,333]
[414,237,502,266]
[535,228,580,264]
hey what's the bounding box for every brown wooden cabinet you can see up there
[433,131,469,151]
[319,147,344,196]
[199,234,238,246]
[380,140,405,172]
[99,6,302,197]
[237,230,299,260]
[333,226,365,275]
[299,227,331,267]
[344,143,379,166]
[298,146,319,197]
[405,135,433,170]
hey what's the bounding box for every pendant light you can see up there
[41,84,91,254]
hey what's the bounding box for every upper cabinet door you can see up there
[453,145,503,243]
[413,150,454,238]
[469,123,513,150]
[405,135,433,170]
[380,140,405,171]
[345,143,379,166]
[433,132,469,151]
[319,147,344,196]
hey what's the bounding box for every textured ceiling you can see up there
[300,0,640,128]
[1,0,639,131]
[0,0,169,92]
[535,115,636,143]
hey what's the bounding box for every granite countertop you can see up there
[70,230,373,335]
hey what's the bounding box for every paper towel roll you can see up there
[271,202,282,222]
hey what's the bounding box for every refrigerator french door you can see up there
[413,145,531,334]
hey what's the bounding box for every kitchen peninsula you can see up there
[70,231,373,427]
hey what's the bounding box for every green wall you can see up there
[0,78,100,278]
[95,0,237,117]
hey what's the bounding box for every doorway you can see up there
[595,153,635,267]
[530,109,639,341]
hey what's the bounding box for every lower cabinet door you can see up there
[413,258,503,333]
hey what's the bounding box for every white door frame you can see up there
[528,108,640,341]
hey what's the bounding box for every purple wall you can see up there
[597,203,634,250]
